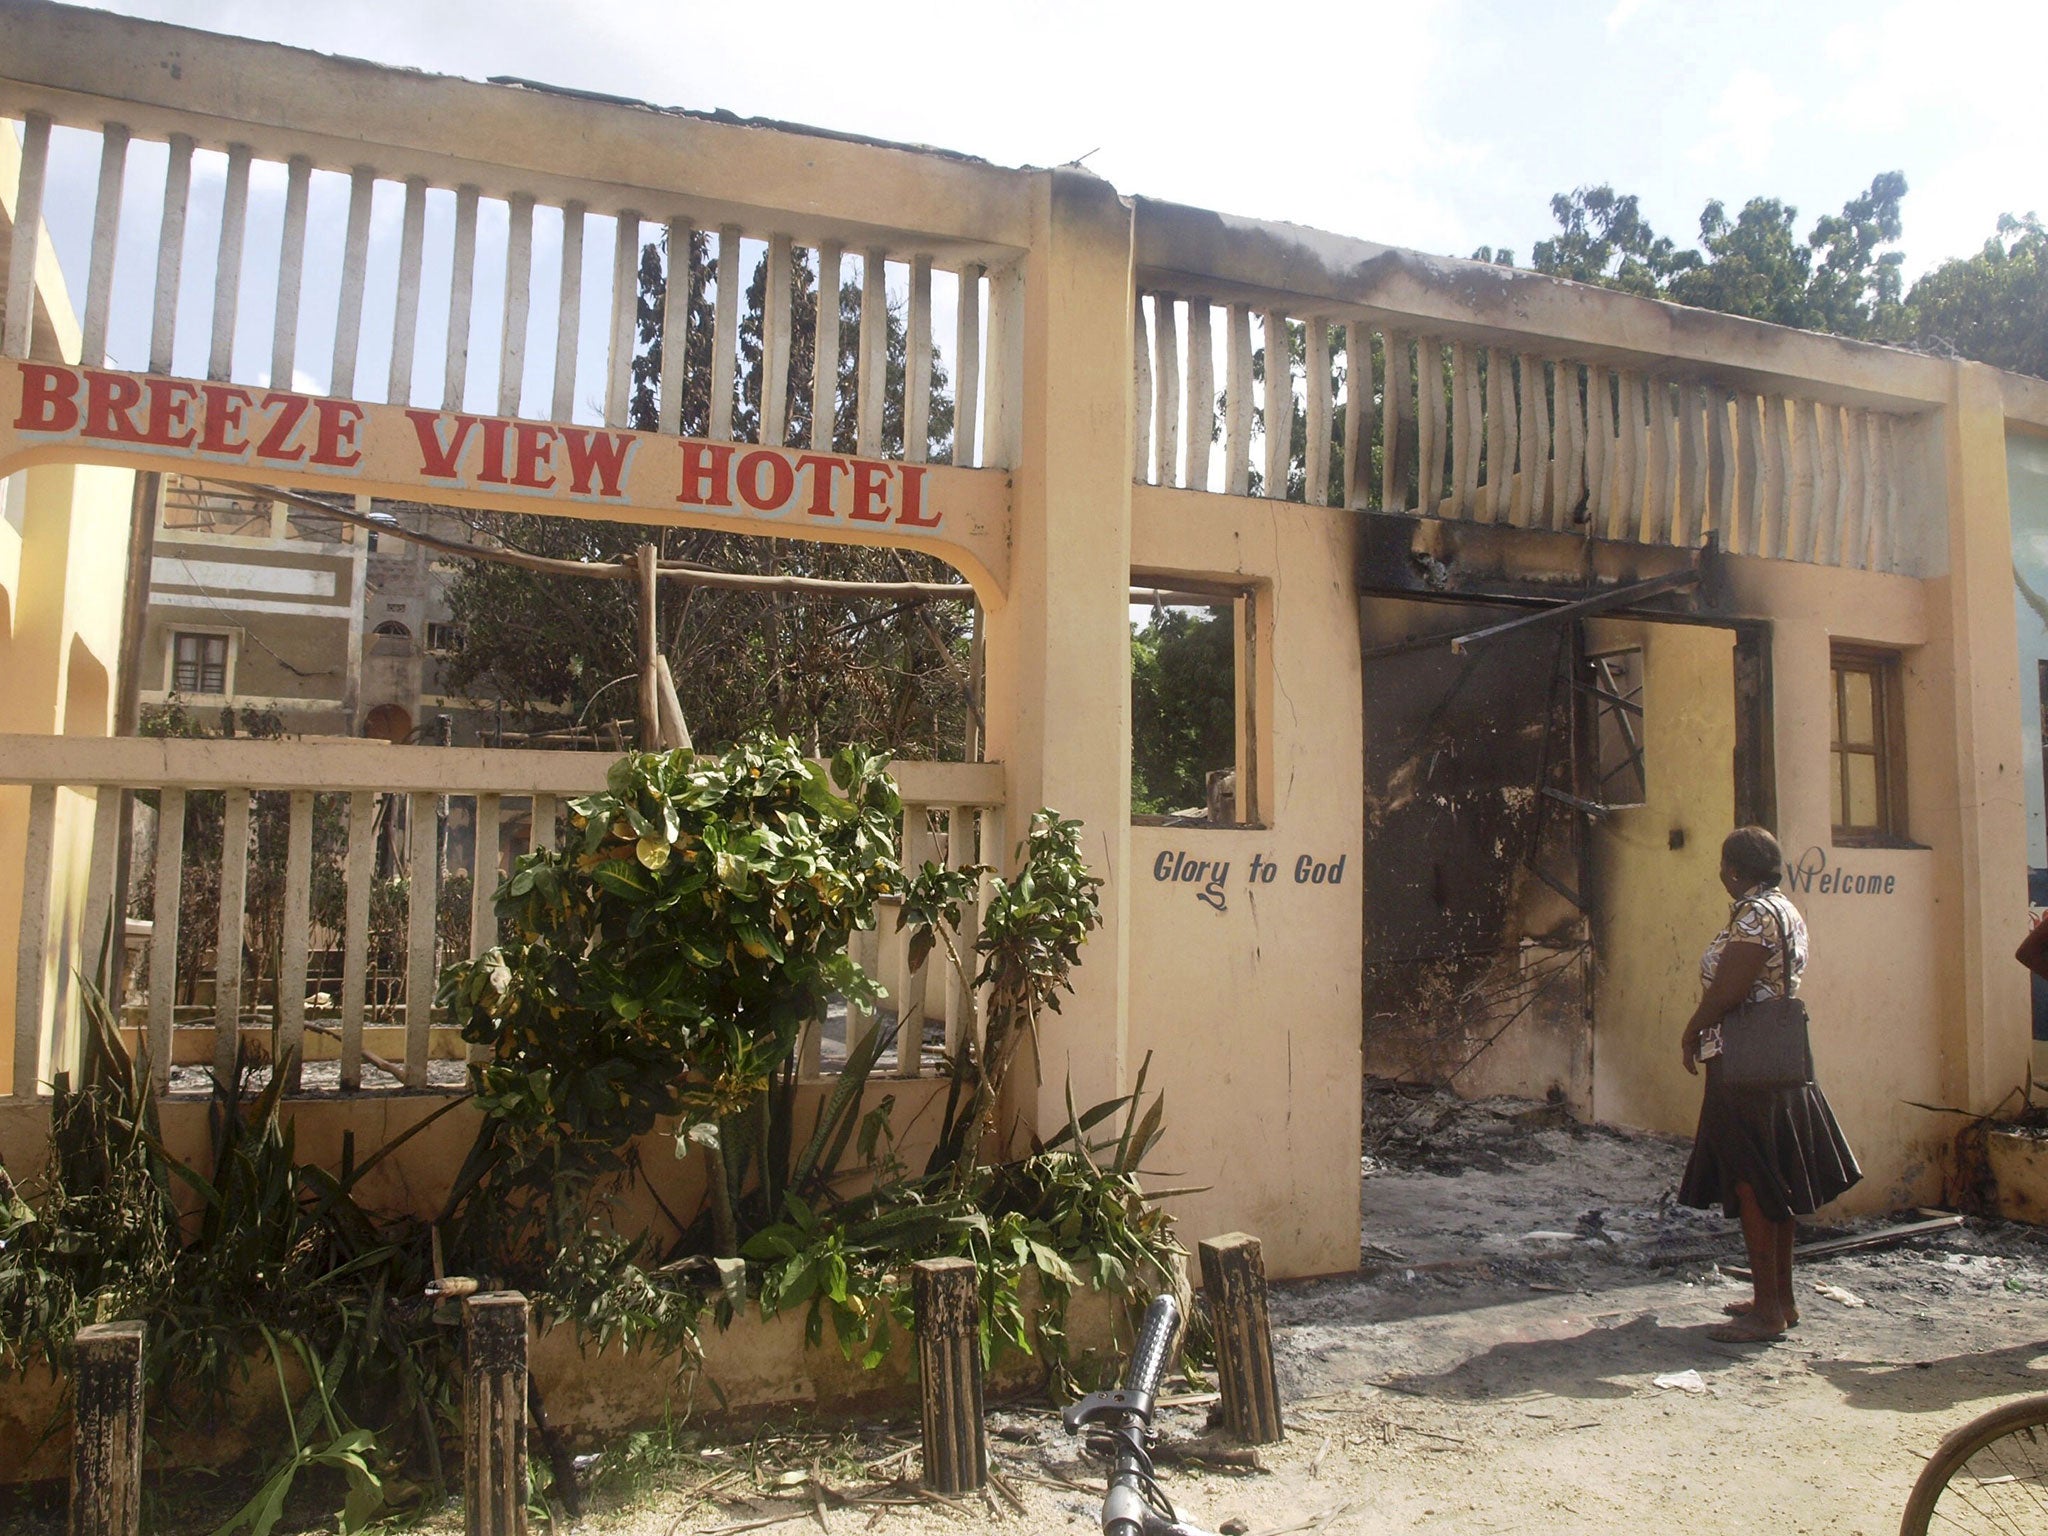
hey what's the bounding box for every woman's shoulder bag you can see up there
[1714,895,1814,1090]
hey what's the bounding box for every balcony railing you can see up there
[3,734,1001,1100]
[0,4,1028,468]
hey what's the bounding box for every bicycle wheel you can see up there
[1902,1394,2048,1534]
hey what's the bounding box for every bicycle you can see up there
[1901,1393,2048,1533]
[1065,1292,1220,1536]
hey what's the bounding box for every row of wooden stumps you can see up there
[915,1231,1285,1494]
[65,1237,1282,1532]
[65,1293,531,1536]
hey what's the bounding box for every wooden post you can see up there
[1199,1233,1284,1444]
[463,1292,530,1536]
[912,1257,986,1494]
[70,1320,144,1536]
[636,542,659,752]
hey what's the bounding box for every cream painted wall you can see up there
[1125,486,1363,1278]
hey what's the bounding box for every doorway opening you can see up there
[1359,595,1770,1132]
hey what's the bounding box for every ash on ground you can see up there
[1352,1078,1732,1284]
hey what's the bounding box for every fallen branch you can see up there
[1156,1441,1266,1473]
[1721,1211,1966,1278]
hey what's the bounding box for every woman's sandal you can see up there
[1707,1316,1787,1343]
[1722,1299,1799,1327]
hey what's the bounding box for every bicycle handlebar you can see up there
[1065,1293,1217,1536]
[1124,1293,1183,1399]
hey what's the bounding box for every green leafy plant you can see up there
[899,808,1106,1185]
[439,737,904,1296]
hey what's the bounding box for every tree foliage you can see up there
[1129,605,1236,816]
[1906,214,2048,379]
[439,235,973,757]
[1488,174,2045,379]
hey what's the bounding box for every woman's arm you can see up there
[1681,940,1769,1076]
[2017,912,2048,979]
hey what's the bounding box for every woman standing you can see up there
[1679,826,1861,1343]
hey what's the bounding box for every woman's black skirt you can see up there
[1678,1067,1862,1221]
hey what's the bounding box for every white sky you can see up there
[65,0,2048,282]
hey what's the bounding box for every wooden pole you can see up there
[636,543,659,753]
[463,1292,530,1536]
[1198,1233,1284,1444]
[912,1257,986,1493]
[70,1320,145,1536]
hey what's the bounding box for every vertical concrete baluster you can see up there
[1184,299,1214,493]
[498,193,534,418]
[1305,318,1333,507]
[1154,295,1181,488]
[551,201,585,423]
[81,124,130,368]
[332,166,377,398]
[762,233,794,448]
[388,176,428,405]
[444,184,481,411]
[213,788,251,1085]
[953,264,983,467]
[339,790,373,1092]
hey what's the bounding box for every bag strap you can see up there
[1737,893,1791,998]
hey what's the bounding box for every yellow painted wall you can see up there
[0,116,136,1093]
[1125,486,1364,1278]
[1587,549,2015,1215]
[1587,618,1736,1135]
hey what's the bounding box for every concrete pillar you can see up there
[1943,361,2032,1108]
[981,169,1135,1126]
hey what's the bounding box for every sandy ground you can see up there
[557,1086,2048,1536]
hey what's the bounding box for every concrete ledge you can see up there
[0,1270,1122,1484]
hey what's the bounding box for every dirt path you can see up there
[576,1088,2048,1536]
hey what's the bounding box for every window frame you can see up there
[1829,643,1908,847]
[169,628,233,698]
[1128,573,1263,830]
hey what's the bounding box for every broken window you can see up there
[1130,578,1256,827]
[160,476,274,537]
[1583,646,1647,808]
[1831,645,1906,843]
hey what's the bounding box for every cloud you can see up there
[1688,69,1801,173]
[1605,0,1648,32]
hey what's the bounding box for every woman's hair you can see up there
[1722,825,1784,888]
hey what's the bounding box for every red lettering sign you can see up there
[559,427,632,497]
[512,423,555,489]
[796,454,845,517]
[849,461,893,522]
[897,465,937,528]
[735,449,795,512]
[8,364,949,536]
[408,411,475,479]
[679,442,734,507]
[198,384,255,455]
[311,398,364,468]
[14,363,79,432]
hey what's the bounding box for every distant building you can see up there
[138,476,527,747]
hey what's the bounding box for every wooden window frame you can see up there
[170,629,232,697]
[1830,644,1907,846]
